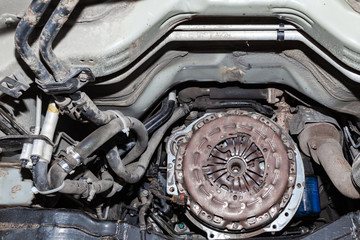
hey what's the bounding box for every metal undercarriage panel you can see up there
[1,0,360,81]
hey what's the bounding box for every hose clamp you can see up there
[66,146,81,164]
[71,151,81,164]
[58,159,71,173]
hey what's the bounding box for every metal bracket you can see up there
[289,106,340,135]
[36,68,95,94]
[0,73,30,98]
[0,135,54,152]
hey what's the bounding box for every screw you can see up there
[310,141,317,150]
[79,72,88,82]
[140,190,149,198]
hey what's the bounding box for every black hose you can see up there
[74,118,127,160]
[59,171,114,197]
[74,117,147,162]
[139,194,153,240]
[48,116,148,189]
[120,118,148,165]
[32,161,49,191]
[106,106,189,183]
[60,179,88,195]
[48,157,78,189]
[91,171,114,194]
[15,0,54,83]
[70,91,117,125]
[39,0,79,81]
[144,97,176,134]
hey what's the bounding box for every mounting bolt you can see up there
[310,141,317,150]
[79,72,88,82]
[140,189,149,198]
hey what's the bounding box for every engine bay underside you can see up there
[1,0,360,239]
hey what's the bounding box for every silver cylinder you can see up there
[31,102,59,162]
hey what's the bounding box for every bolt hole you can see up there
[297,183,302,188]
[2,82,14,89]
[230,162,242,173]
[210,234,215,238]
[263,148,268,152]
[272,225,277,229]
[285,212,289,217]
[233,195,237,200]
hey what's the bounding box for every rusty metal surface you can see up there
[39,0,80,82]
[0,167,34,206]
[297,122,341,160]
[290,106,340,136]
[175,110,297,232]
[297,122,360,199]
[14,0,54,84]
[203,134,265,194]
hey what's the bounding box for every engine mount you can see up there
[166,110,304,239]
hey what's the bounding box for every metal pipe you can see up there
[315,139,360,199]
[31,102,59,160]
[15,0,54,83]
[298,123,360,199]
[144,92,176,134]
[39,0,80,81]
[284,31,360,83]
[174,24,297,31]
[96,24,360,85]
[34,95,42,135]
[31,102,59,191]
[20,95,42,167]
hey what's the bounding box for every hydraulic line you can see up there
[15,0,54,83]
[144,92,176,134]
[39,0,80,81]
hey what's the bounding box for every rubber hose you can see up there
[33,161,49,191]
[107,106,189,183]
